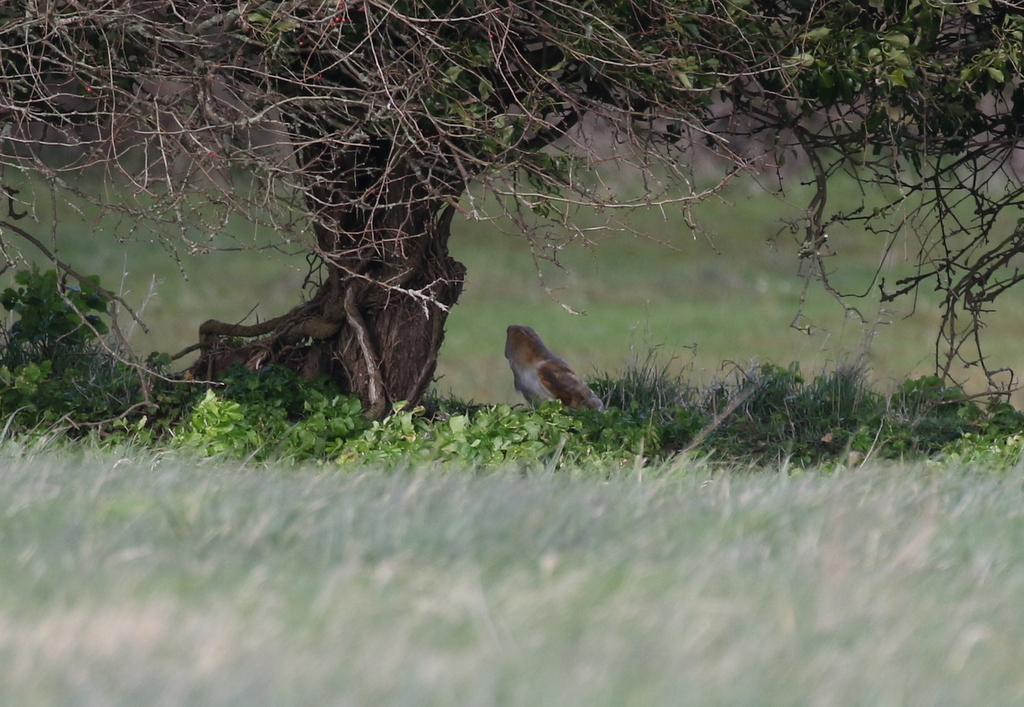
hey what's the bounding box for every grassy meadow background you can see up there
[3,168,1024,705]
[1,449,1023,706]
[5,166,1023,404]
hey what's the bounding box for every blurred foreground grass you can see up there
[1,447,1023,706]
[4,169,1024,404]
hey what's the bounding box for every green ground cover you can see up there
[1,448,1022,706]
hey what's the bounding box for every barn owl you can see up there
[504,325,605,411]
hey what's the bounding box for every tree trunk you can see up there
[322,201,466,418]
[189,141,466,418]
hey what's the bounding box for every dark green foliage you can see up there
[589,351,706,451]
[0,267,145,428]
[0,268,203,435]
[0,267,358,443]
[220,363,339,421]
[1,266,1021,467]
[596,359,1024,466]
[695,366,1024,465]
[1,267,109,365]
[177,365,367,460]
[698,363,885,464]
[881,375,982,455]
[179,386,366,460]
[149,362,1024,468]
[976,400,1024,437]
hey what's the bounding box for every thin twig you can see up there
[681,382,763,456]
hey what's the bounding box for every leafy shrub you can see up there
[168,362,662,467]
[0,267,214,437]
[928,397,1024,469]
[337,400,654,469]
[177,389,260,457]
[0,360,53,417]
[936,433,1024,469]
[173,365,367,461]
[0,267,151,430]
[880,375,983,454]
[1,266,109,364]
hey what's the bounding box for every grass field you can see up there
[6,168,1024,406]
[438,176,1024,405]
[1,447,1023,705]
[4,169,1024,705]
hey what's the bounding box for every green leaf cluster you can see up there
[337,401,651,469]
[173,365,367,461]
[1,267,109,363]
[0,267,142,428]
[170,378,653,468]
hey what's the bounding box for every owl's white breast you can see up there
[513,360,555,402]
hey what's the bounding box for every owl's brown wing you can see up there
[537,359,604,411]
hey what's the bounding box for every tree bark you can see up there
[326,202,466,419]
[189,140,466,418]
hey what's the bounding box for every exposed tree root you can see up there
[183,291,344,383]
[342,286,386,420]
